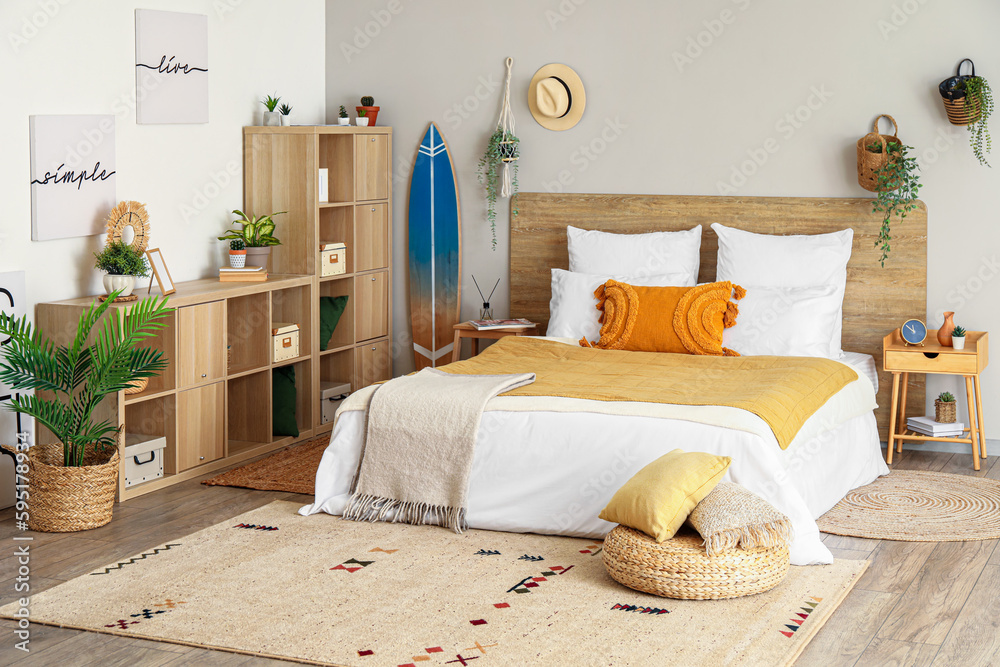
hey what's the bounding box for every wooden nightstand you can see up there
[451,322,539,363]
[883,329,989,470]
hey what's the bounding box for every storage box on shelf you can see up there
[35,274,318,500]
[244,125,394,428]
[321,381,352,425]
[321,242,347,277]
[272,323,300,362]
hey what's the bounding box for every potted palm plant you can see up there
[217,209,285,268]
[94,240,150,298]
[0,292,172,531]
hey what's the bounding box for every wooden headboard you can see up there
[510,193,927,440]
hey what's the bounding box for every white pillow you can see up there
[547,269,694,341]
[567,225,702,285]
[723,285,841,358]
[712,223,853,357]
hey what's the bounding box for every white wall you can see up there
[327,0,1000,444]
[1,0,326,307]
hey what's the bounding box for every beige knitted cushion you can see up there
[687,482,793,556]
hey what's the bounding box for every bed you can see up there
[302,193,927,566]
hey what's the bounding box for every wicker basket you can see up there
[124,377,149,395]
[26,444,119,532]
[602,525,789,600]
[939,59,982,126]
[857,114,901,193]
[935,399,957,424]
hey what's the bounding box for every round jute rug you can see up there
[817,471,1000,541]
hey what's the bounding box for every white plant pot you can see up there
[262,111,282,127]
[103,274,136,297]
[338,118,350,126]
[280,114,291,126]
[229,252,247,268]
[356,117,369,127]
[952,336,967,350]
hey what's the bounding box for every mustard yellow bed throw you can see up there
[440,338,858,450]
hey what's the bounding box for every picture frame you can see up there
[146,248,176,295]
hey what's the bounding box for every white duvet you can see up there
[301,345,888,566]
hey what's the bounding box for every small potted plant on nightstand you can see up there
[261,94,281,126]
[935,391,957,424]
[357,96,379,125]
[338,105,350,126]
[952,325,967,350]
[229,239,246,268]
[279,103,293,126]
[94,240,150,298]
[356,108,369,127]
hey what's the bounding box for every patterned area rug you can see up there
[1,501,867,666]
[202,436,329,495]
[817,470,1000,541]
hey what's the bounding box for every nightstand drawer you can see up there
[885,350,978,375]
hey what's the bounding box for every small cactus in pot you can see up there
[229,238,247,268]
[357,95,380,126]
[952,325,968,350]
[935,391,957,424]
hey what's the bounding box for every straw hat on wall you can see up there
[528,64,586,131]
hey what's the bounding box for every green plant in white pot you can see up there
[261,94,282,126]
[218,209,285,268]
[952,325,967,350]
[0,292,172,531]
[94,240,150,297]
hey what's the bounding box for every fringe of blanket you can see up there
[342,493,469,534]
[701,518,794,557]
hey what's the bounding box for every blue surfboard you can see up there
[408,123,462,369]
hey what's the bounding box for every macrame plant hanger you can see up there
[496,57,518,198]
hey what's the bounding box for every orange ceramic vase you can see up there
[938,311,956,347]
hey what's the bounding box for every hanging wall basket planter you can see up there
[857,114,902,193]
[940,59,982,126]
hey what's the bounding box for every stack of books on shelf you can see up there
[219,266,267,282]
[468,318,535,331]
[906,415,965,438]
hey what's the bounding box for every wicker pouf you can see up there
[602,525,789,600]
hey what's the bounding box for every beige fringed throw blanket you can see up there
[343,368,536,533]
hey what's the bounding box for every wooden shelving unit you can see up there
[243,125,393,412]
[36,275,319,500]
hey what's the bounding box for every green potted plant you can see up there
[939,60,993,166]
[477,129,520,251]
[952,325,967,350]
[217,209,285,268]
[279,102,293,126]
[935,391,957,424]
[0,293,172,531]
[356,108,369,127]
[261,94,281,126]
[338,105,350,126]
[94,240,150,297]
[867,140,922,267]
[357,95,379,126]
[229,238,246,268]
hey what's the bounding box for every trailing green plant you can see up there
[0,293,173,466]
[230,239,245,251]
[217,210,285,248]
[360,96,374,107]
[477,129,520,251]
[279,103,293,116]
[94,240,150,277]
[952,325,967,337]
[937,391,956,403]
[339,105,349,119]
[963,76,993,166]
[262,94,280,112]
[867,140,922,267]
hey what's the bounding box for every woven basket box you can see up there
[272,323,300,363]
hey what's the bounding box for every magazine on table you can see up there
[468,318,535,331]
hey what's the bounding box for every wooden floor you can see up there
[2,448,999,666]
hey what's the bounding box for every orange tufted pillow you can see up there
[580,280,745,356]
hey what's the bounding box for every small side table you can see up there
[883,329,989,470]
[451,322,539,363]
